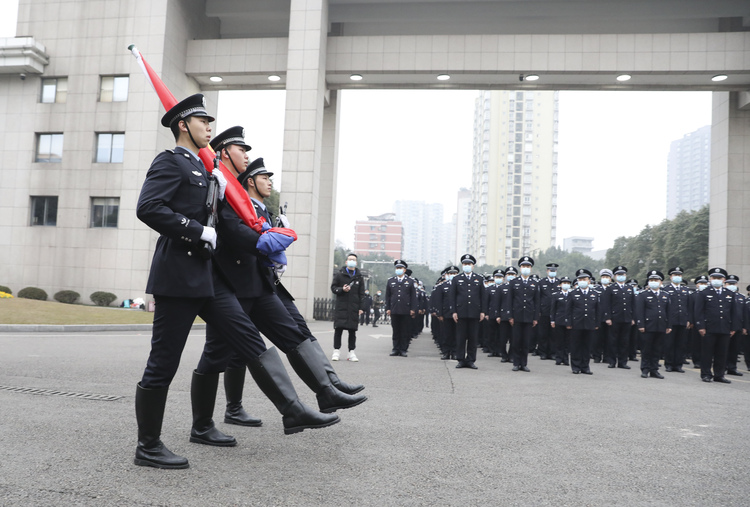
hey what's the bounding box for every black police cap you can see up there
[238,157,273,187]
[161,93,215,127]
[210,126,252,152]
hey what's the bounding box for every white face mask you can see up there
[346,260,356,269]
[616,275,627,283]
[494,277,503,284]
[710,278,723,288]
[377,292,381,296]
[548,271,557,278]
[505,275,515,282]
[447,274,455,281]
[520,267,531,276]
[462,264,473,274]
[648,281,661,290]
[601,277,611,285]
[671,276,682,284]
[561,283,571,291]
[395,268,405,276]
[696,284,707,291]
[726,284,738,292]
[578,280,589,289]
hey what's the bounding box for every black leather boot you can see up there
[134,383,189,469]
[223,367,262,427]
[247,347,340,434]
[310,339,365,394]
[189,371,237,447]
[288,339,368,413]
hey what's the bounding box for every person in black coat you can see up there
[602,265,635,369]
[432,266,459,359]
[661,267,691,373]
[635,270,672,379]
[331,253,365,361]
[550,276,572,366]
[385,259,418,357]
[360,290,373,326]
[724,275,745,376]
[450,254,486,369]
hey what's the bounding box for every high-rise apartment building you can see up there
[468,90,559,267]
[393,200,452,270]
[353,213,403,259]
[455,188,471,262]
[666,125,711,219]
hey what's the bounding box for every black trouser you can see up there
[536,315,552,358]
[487,319,500,355]
[690,326,702,365]
[744,333,750,369]
[570,328,594,372]
[391,314,410,353]
[512,322,533,367]
[553,325,570,363]
[359,312,371,326]
[455,317,479,363]
[663,324,687,369]
[334,327,356,351]
[640,331,664,373]
[373,308,381,325]
[142,276,267,389]
[629,325,639,359]
[424,313,429,328]
[701,333,730,379]
[609,322,632,367]
[590,324,605,361]
[499,321,511,360]
[726,332,741,373]
[199,291,307,373]
[440,318,456,355]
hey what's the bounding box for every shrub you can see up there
[90,291,117,307]
[54,290,81,304]
[18,287,48,301]
[0,285,11,295]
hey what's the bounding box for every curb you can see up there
[0,323,207,333]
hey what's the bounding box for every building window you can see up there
[91,197,119,228]
[95,133,125,163]
[100,75,129,102]
[35,133,64,162]
[40,77,67,103]
[30,196,58,226]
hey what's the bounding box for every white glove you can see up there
[200,226,217,249]
[274,263,287,276]
[212,168,227,200]
[277,214,290,228]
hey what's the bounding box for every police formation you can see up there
[421,255,749,382]
[132,94,367,470]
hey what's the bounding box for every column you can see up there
[708,91,750,283]
[281,0,329,319]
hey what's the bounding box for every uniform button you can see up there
[188,251,192,256]
[236,260,241,264]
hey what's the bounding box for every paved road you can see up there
[1,321,749,506]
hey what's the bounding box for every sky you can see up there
[3,4,713,255]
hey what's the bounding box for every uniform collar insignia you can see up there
[192,170,201,176]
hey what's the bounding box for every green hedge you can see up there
[54,290,81,304]
[90,291,117,307]
[18,287,48,301]
[0,285,11,295]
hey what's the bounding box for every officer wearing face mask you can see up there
[724,275,745,377]
[450,254,485,369]
[432,266,460,360]
[694,268,739,383]
[566,269,600,375]
[688,275,708,368]
[602,266,635,370]
[536,263,559,360]
[505,256,540,372]
[662,267,691,373]
[550,276,572,366]
[385,260,418,357]
[485,268,507,359]
[635,270,671,379]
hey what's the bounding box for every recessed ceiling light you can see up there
[268,75,281,82]
[711,74,728,82]
[616,74,632,82]
[350,74,363,81]
[209,76,223,83]
[524,74,539,81]
[437,74,450,81]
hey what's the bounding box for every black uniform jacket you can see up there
[539,277,558,316]
[137,148,218,297]
[635,289,671,332]
[550,290,570,327]
[602,283,634,323]
[694,288,739,334]
[566,287,600,330]
[488,283,511,321]
[505,276,540,323]
[431,281,453,317]
[385,275,417,315]
[449,272,486,319]
[662,283,691,326]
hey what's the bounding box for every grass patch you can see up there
[0,298,205,325]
